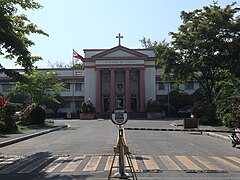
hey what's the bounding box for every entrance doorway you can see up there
[103,95,110,112]
[116,95,124,108]
[131,95,138,111]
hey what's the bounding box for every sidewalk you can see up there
[201,125,231,142]
[0,121,68,148]
[171,120,231,142]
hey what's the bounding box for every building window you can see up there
[65,83,71,91]
[158,82,165,90]
[102,73,110,82]
[75,83,82,91]
[130,71,137,82]
[75,100,83,109]
[65,101,71,108]
[185,82,194,90]
[170,82,178,90]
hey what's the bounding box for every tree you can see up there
[44,94,65,116]
[139,37,159,48]
[11,71,66,107]
[214,70,240,126]
[0,0,48,78]
[48,60,84,68]
[169,90,192,111]
[10,71,66,125]
[157,2,240,120]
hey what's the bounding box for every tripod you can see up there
[108,128,137,179]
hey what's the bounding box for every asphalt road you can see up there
[0,119,239,180]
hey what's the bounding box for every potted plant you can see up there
[146,99,159,119]
[80,100,96,120]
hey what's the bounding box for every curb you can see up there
[0,124,69,148]
[170,122,231,142]
[203,132,231,142]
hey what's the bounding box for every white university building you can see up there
[0,35,200,117]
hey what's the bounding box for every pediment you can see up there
[92,45,147,59]
[103,50,138,57]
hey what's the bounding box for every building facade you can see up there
[83,45,156,113]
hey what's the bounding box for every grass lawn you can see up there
[0,120,54,135]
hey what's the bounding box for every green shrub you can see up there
[80,100,95,113]
[18,105,32,126]
[169,90,193,111]
[147,100,159,112]
[8,93,27,104]
[220,113,231,127]
[194,102,220,125]
[0,121,6,132]
[228,95,240,128]
[199,117,211,125]
[0,103,19,132]
[29,106,46,125]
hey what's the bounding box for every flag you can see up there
[73,49,84,60]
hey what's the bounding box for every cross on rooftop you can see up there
[116,33,123,46]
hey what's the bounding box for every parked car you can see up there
[178,106,191,118]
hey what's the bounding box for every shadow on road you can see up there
[0,151,93,180]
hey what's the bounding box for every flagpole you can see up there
[71,49,83,117]
[72,49,75,116]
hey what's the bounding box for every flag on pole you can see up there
[73,49,84,60]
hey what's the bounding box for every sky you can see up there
[1,0,237,68]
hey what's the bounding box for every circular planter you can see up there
[80,113,95,120]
